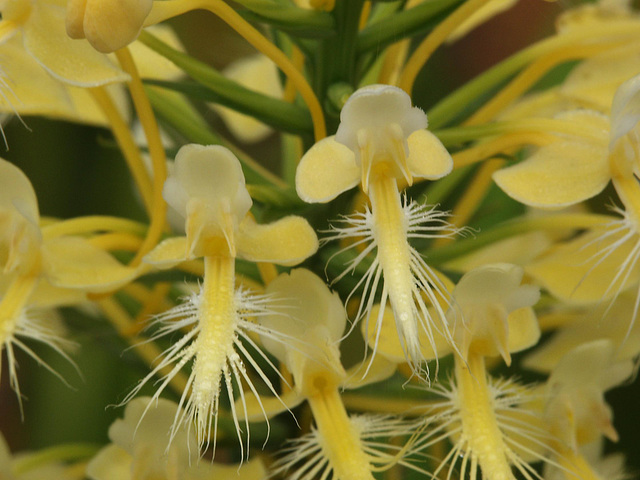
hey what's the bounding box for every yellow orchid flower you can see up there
[523,291,640,373]
[128,144,318,453]
[417,264,545,480]
[0,158,141,402]
[86,397,267,480]
[0,0,129,86]
[497,75,640,330]
[543,339,634,478]
[296,84,458,374]
[0,23,184,126]
[258,268,428,480]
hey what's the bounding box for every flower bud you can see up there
[66,0,152,53]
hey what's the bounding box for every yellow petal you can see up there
[23,2,129,86]
[295,136,360,203]
[362,304,452,363]
[493,140,610,209]
[237,215,318,266]
[342,354,397,389]
[85,445,132,480]
[561,43,640,112]
[143,236,191,268]
[445,231,553,273]
[42,237,140,292]
[406,129,453,180]
[506,307,540,354]
[525,227,640,303]
[0,36,75,117]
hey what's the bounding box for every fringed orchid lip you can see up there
[296,84,458,377]
[127,144,318,456]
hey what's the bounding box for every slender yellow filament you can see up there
[452,131,555,169]
[98,297,188,394]
[398,0,492,94]
[308,385,375,480]
[115,48,168,267]
[257,262,279,285]
[145,0,327,141]
[359,1,372,30]
[376,0,422,84]
[456,352,516,480]
[465,42,626,125]
[42,216,146,240]
[433,158,505,247]
[282,46,306,103]
[88,232,144,252]
[89,87,154,213]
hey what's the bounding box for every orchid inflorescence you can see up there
[1,1,639,479]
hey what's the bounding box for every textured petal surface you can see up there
[42,237,140,292]
[143,236,190,268]
[362,304,452,363]
[0,35,75,117]
[81,0,152,53]
[406,129,453,180]
[506,307,540,354]
[526,228,640,303]
[23,3,129,86]
[237,215,318,265]
[493,140,610,209]
[295,136,359,203]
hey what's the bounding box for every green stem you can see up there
[357,0,462,54]
[234,0,335,37]
[138,31,313,136]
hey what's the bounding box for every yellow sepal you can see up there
[296,136,360,203]
[143,236,191,269]
[526,228,640,303]
[493,140,610,209]
[405,129,453,180]
[42,237,141,292]
[237,215,318,266]
[23,2,129,86]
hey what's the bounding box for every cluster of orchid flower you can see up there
[1,0,640,479]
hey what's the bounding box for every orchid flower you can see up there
[0,158,141,403]
[86,397,267,480]
[296,84,459,375]
[257,268,429,480]
[414,264,546,480]
[128,144,318,454]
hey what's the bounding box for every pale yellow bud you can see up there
[66,0,152,53]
